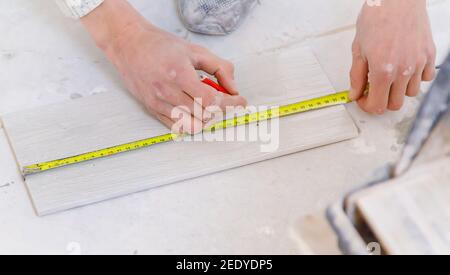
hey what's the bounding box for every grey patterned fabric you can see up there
[56,0,104,18]
[177,0,257,35]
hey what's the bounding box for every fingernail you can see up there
[241,97,248,107]
[202,117,212,123]
[203,109,213,123]
[349,88,357,100]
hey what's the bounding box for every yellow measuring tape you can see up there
[22,91,351,176]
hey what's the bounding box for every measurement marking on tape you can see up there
[22,91,351,176]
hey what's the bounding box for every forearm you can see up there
[81,0,150,53]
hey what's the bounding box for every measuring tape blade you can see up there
[22,91,350,176]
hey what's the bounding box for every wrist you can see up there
[81,0,149,53]
[364,0,427,10]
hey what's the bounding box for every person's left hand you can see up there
[350,0,436,114]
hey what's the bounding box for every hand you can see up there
[82,0,247,134]
[107,23,248,134]
[349,0,436,114]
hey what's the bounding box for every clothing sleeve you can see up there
[55,0,104,19]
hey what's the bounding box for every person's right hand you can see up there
[82,0,247,134]
[107,23,247,134]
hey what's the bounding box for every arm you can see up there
[349,0,436,114]
[80,0,246,133]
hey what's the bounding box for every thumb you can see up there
[349,44,369,101]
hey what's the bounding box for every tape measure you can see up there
[22,91,351,176]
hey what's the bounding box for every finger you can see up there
[144,95,203,134]
[175,66,220,106]
[357,65,393,114]
[388,72,411,111]
[423,44,436,81]
[192,47,239,95]
[162,102,204,135]
[144,95,177,119]
[349,52,369,101]
[212,93,248,112]
[157,113,203,135]
[170,109,204,135]
[406,71,422,97]
[143,102,178,133]
[422,61,436,81]
[176,66,247,110]
[155,114,176,132]
[406,60,426,97]
[153,82,207,121]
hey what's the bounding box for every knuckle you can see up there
[145,96,159,111]
[190,44,207,53]
[376,69,395,82]
[398,64,415,77]
[369,60,395,80]
[152,85,170,100]
[200,92,215,106]
[351,40,361,55]
[177,105,191,115]
[426,44,437,60]
[222,60,234,72]
[416,56,427,68]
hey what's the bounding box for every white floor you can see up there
[0,0,449,254]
